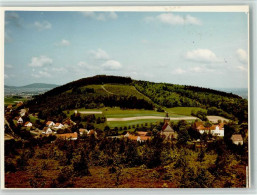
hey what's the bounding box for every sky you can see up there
[4,11,248,88]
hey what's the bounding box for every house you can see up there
[88,130,97,137]
[46,121,55,127]
[53,123,64,129]
[24,121,32,127]
[17,117,23,124]
[42,127,52,134]
[210,124,224,137]
[124,132,150,143]
[20,109,27,117]
[16,101,23,108]
[56,132,78,140]
[231,134,243,145]
[7,104,12,109]
[194,122,224,137]
[79,128,89,135]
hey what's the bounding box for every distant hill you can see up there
[26,75,248,123]
[5,83,59,89]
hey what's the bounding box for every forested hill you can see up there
[26,75,248,122]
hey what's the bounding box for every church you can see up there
[161,113,178,140]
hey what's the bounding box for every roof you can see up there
[79,128,87,132]
[43,127,51,131]
[57,132,78,139]
[46,121,54,125]
[24,121,32,125]
[54,123,63,127]
[231,134,243,141]
[125,134,150,141]
[196,125,206,130]
[162,123,174,132]
[137,131,148,136]
[88,130,96,135]
[195,122,204,128]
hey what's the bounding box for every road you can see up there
[107,116,198,122]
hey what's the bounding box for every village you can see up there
[4,101,244,146]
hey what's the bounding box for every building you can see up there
[20,109,27,117]
[79,128,89,135]
[231,134,243,145]
[46,121,55,127]
[53,123,64,130]
[42,127,53,134]
[124,132,150,143]
[56,132,78,140]
[161,114,178,140]
[24,121,32,127]
[17,117,23,124]
[194,122,224,137]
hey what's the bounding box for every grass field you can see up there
[63,107,200,128]
[164,107,207,116]
[4,97,27,105]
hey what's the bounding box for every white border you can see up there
[0,5,251,192]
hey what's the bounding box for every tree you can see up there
[73,150,90,177]
[177,126,189,146]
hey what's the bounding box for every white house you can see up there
[42,127,52,134]
[53,123,64,130]
[24,121,32,127]
[210,125,224,137]
[17,117,23,124]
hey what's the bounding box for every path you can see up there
[78,111,103,114]
[107,116,198,122]
[101,85,114,95]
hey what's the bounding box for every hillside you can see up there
[26,75,248,122]
[5,83,59,89]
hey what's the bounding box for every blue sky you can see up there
[4,11,248,88]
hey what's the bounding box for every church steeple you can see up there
[164,112,170,124]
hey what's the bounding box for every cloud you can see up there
[101,60,122,71]
[185,49,221,63]
[145,13,201,26]
[236,49,247,64]
[51,67,68,73]
[4,74,9,79]
[172,68,186,75]
[34,21,52,31]
[81,11,117,21]
[189,66,214,73]
[32,71,51,78]
[5,64,13,68]
[28,56,53,67]
[90,49,110,60]
[56,39,70,47]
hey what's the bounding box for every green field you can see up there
[4,97,27,105]
[164,107,207,116]
[63,107,200,128]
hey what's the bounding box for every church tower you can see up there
[164,112,170,124]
